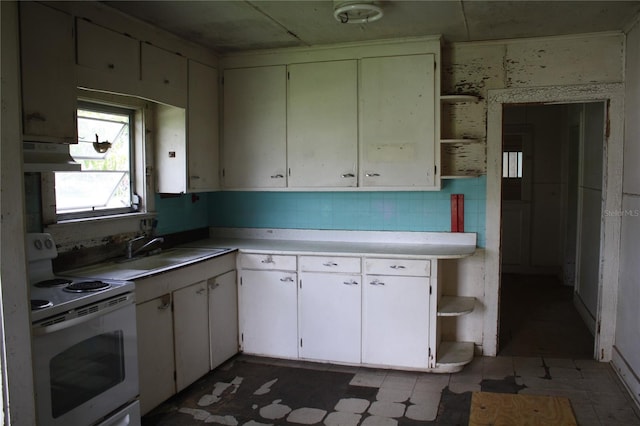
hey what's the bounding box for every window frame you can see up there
[41,91,155,241]
[55,101,137,221]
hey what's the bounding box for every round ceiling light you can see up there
[334,2,383,24]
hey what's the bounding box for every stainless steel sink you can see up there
[66,247,231,280]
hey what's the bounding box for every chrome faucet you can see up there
[125,236,164,259]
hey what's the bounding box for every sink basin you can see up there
[66,247,230,280]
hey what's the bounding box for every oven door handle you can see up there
[32,294,134,336]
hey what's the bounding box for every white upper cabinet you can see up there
[222,66,287,189]
[187,60,219,192]
[19,2,76,143]
[360,54,437,188]
[76,19,140,95]
[140,42,188,107]
[287,60,358,188]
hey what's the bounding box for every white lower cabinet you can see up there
[239,269,298,358]
[299,272,361,364]
[173,281,210,392]
[135,253,237,414]
[362,274,431,369]
[209,270,239,369]
[136,294,175,415]
[237,252,473,372]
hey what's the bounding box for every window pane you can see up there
[509,152,518,178]
[55,106,133,216]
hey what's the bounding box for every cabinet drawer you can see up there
[300,256,361,273]
[365,258,430,277]
[240,253,296,271]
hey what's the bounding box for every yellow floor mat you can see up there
[469,391,577,426]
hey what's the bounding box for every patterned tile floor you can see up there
[143,275,640,425]
[143,354,640,425]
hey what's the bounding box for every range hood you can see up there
[23,141,81,172]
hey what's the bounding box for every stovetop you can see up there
[27,233,134,323]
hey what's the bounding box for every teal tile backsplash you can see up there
[207,177,486,247]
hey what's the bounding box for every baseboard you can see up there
[612,346,640,410]
[573,293,596,335]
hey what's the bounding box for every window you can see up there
[55,103,137,219]
[502,151,523,178]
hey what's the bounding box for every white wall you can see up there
[613,16,640,407]
[575,102,605,329]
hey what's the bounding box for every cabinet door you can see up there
[141,43,188,107]
[173,281,210,392]
[239,270,298,358]
[287,61,358,187]
[136,295,175,415]
[222,66,287,188]
[362,275,430,368]
[19,2,76,143]
[299,272,361,364]
[155,104,187,193]
[188,61,219,192]
[76,19,140,93]
[209,270,238,370]
[360,54,436,188]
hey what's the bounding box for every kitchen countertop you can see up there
[181,228,477,259]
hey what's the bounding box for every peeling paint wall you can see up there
[442,32,625,353]
[614,17,640,406]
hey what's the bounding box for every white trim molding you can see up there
[484,83,624,359]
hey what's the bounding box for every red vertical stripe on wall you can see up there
[451,194,464,232]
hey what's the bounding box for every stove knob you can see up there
[34,239,42,250]
[44,238,53,249]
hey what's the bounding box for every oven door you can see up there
[32,293,139,426]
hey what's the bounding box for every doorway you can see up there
[498,102,604,358]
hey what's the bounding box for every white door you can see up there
[287,60,358,187]
[173,281,210,392]
[362,275,430,369]
[299,272,361,363]
[239,270,298,358]
[136,295,175,415]
[209,270,239,370]
[222,66,287,188]
[360,54,436,188]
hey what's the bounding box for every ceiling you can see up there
[105,1,640,54]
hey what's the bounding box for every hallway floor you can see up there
[498,273,594,358]
[142,274,639,425]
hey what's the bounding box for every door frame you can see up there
[484,83,624,359]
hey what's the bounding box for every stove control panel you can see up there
[26,233,58,262]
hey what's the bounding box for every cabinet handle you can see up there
[164,78,170,84]
[343,280,359,286]
[196,288,206,295]
[366,173,380,177]
[190,175,200,180]
[341,173,355,178]
[322,262,338,267]
[280,276,294,282]
[369,279,385,286]
[209,282,220,290]
[270,174,284,179]
[390,265,406,269]
[107,63,115,69]
[261,256,275,264]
